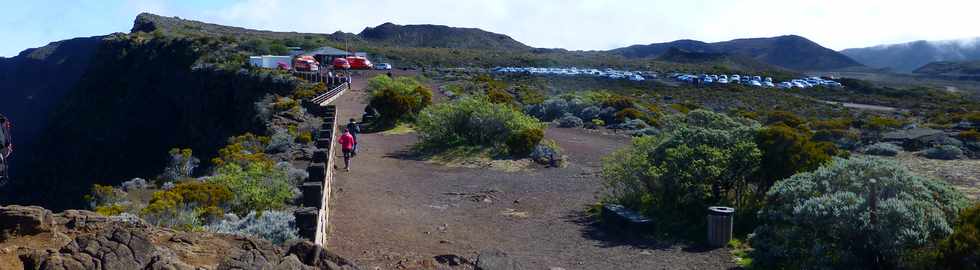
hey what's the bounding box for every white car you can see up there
[718,78,729,84]
[375,63,393,70]
[731,75,741,82]
[749,80,763,87]
[763,81,775,88]
[778,82,793,89]
[792,81,806,88]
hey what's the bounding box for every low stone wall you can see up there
[294,83,347,246]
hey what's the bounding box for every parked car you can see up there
[792,81,806,88]
[763,81,775,88]
[778,82,793,89]
[331,58,351,69]
[718,78,729,84]
[375,63,392,70]
[749,80,763,87]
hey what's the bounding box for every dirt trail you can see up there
[326,71,736,269]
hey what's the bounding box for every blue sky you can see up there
[3,0,980,57]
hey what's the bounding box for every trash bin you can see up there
[707,206,735,248]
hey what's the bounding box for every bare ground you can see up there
[325,71,737,269]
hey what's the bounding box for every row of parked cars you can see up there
[671,73,843,89]
[492,67,648,81]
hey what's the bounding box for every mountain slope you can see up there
[610,35,862,71]
[357,22,531,51]
[655,47,782,72]
[914,60,980,80]
[841,38,980,72]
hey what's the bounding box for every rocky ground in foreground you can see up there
[0,205,357,270]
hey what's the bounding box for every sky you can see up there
[3,0,980,57]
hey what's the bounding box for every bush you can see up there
[937,203,980,269]
[557,113,584,128]
[161,148,199,182]
[211,133,272,168]
[417,96,544,155]
[864,142,902,156]
[749,157,968,269]
[755,124,838,190]
[487,87,514,105]
[578,106,601,121]
[585,119,605,129]
[366,75,433,126]
[208,211,299,245]
[602,110,761,235]
[601,95,635,110]
[764,111,805,129]
[506,127,544,157]
[208,163,293,215]
[530,139,564,166]
[614,108,644,123]
[959,130,980,142]
[923,145,964,160]
[141,181,233,229]
[271,96,299,112]
[265,128,294,153]
[865,115,905,131]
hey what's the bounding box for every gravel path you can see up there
[326,71,737,269]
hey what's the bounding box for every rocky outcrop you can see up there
[0,205,358,270]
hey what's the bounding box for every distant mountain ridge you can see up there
[841,38,980,72]
[610,35,863,71]
[357,22,530,51]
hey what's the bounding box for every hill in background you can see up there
[841,37,980,72]
[610,35,863,71]
[358,22,531,51]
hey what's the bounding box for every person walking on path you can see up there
[346,118,361,155]
[338,127,356,172]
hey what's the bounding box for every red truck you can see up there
[331,57,351,70]
[345,56,373,70]
[293,55,319,72]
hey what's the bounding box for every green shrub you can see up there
[211,133,272,168]
[755,123,838,190]
[613,108,643,123]
[209,163,293,216]
[271,96,299,112]
[367,75,433,127]
[487,87,515,105]
[417,96,544,155]
[959,130,980,142]
[937,203,980,269]
[602,95,635,110]
[865,115,905,131]
[95,204,126,216]
[750,157,968,269]
[602,110,761,235]
[764,111,805,129]
[295,131,313,143]
[141,181,233,227]
[506,127,544,157]
[514,85,545,105]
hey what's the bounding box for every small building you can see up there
[305,46,352,65]
[249,55,293,69]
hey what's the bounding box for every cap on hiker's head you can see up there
[349,118,355,123]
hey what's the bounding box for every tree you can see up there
[602,110,761,233]
[750,157,968,269]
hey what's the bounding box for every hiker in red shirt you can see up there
[338,127,356,171]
